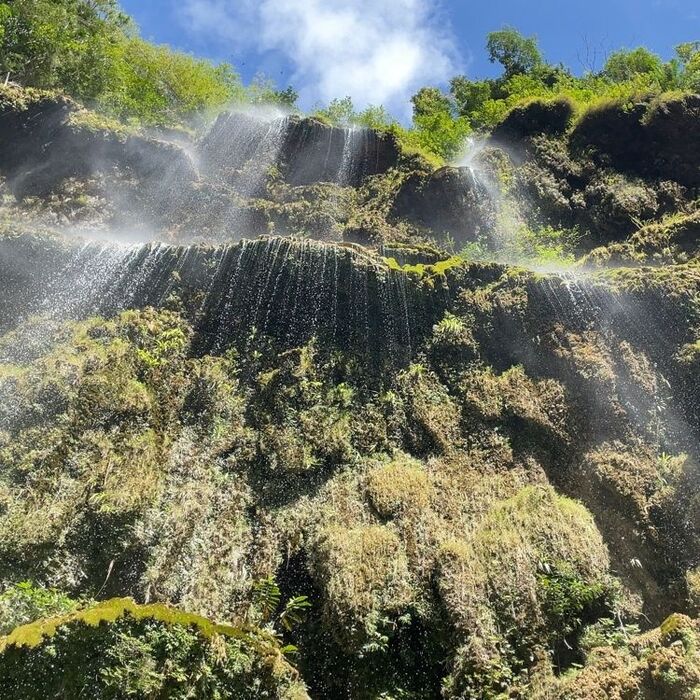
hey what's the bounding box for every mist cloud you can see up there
[179,0,461,116]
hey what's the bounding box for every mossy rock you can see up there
[644,93,700,187]
[558,614,700,700]
[309,524,414,652]
[366,456,432,518]
[438,486,612,694]
[492,97,576,141]
[0,598,308,699]
[570,99,650,171]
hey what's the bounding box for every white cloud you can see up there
[178,0,249,42]
[178,0,461,116]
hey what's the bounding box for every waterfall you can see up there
[1,236,444,366]
[338,127,361,186]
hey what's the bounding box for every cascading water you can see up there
[0,236,441,366]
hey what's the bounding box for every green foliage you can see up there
[414,27,699,136]
[0,0,262,127]
[96,37,246,126]
[383,254,464,283]
[407,86,472,161]
[505,224,581,267]
[0,597,307,699]
[354,104,393,130]
[0,0,129,98]
[450,76,494,118]
[0,582,78,635]
[409,111,471,162]
[537,563,610,641]
[314,97,357,126]
[486,26,544,78]
[411,87,453,119]
[253,576,282,623]
[675,41,700,91]
[579,617,641,653]
[248,75,299,109]
[603,47,665,83]
[279,596,311,633]
[313,96,393,131]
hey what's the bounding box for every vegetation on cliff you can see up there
[0,2,699,698]
[0,242,697,696]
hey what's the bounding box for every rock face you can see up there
[282,116,400,186]
[390,166,497,243]
[493,94,700,246]
[1,229,699,698]
[0,87,698,252]
[0,235,444,363]
[571,94,700,187]
[0,89,198,199]
[199,111,400,189]
[2,84,700,700]
[645,94,700,187]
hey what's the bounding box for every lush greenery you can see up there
[0,234,698,696]
[2,2,697,161]
[0,0,294,126]
[0,596,307,698]
[408,29,700,159]
[0,3,699,697]
[308,30,700,162]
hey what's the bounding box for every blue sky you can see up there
[121,0,699,116]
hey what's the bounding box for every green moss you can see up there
[310,524,414,652]
[383,254,465,283]
[0,598,307,699]
[438,486,613,694]
[366,456,432,518]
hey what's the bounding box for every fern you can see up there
[280,596,311,632]
[252,576,281,623]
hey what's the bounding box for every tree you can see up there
[602,47,663,83]
[411,110,471,161]
[675,42,700,91]
[411,86,453,120]
[0,0,129,95]
[450,77,493,118]
[0,0,247,126]
[315,96,356,126]
[407,87,471,160]
[249,75,298,109]
[274,86,299,109]
[355,104,392,130]
[486,27,543,78]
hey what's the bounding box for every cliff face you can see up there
[0,86,699,699]
[1,85,697,256]
[200,111,399,188]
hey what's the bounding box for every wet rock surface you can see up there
[201,111,400,188]
[0,90,197,199]
[390,166,497,243]
[1,85,700,699]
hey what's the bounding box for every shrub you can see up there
[366,456,432,518]
[0,582,77,635]
[0,597,307,699]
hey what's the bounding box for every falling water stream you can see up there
[1,236,442,366]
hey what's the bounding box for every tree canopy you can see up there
[486,27,543,78]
